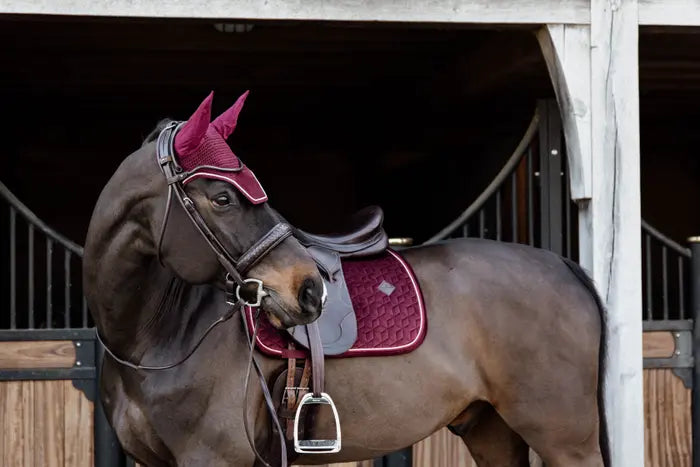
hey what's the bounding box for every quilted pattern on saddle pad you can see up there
[246,249,427,358]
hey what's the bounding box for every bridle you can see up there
[96,121,296,467]
[155,120,292,299]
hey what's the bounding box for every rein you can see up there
[96,121,292,467]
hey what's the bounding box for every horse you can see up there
[83,91,610,467]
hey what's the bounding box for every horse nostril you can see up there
[298,277,322,314]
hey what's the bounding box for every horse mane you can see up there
[142,119,175,147]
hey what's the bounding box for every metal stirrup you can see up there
[293,321,342,454]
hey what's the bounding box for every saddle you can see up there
[287,205,388,355]
[268,205,389,457]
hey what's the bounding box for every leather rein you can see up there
[96,121,293,467]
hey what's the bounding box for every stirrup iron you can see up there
[293,392,341,454]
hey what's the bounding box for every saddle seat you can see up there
[292,206,388,258]
[284,205,390,355]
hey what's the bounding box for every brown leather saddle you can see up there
[288,205,388,355]
[267,206,389,457]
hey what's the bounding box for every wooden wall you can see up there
[645,369,692,467]
[0,380,93,467]
[0,340,690,467]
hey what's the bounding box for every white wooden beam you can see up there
[536,24,592,201]
[0,0,590,24]
[639,0,700,26]
[587,0,644,465]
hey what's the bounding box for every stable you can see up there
[0,1,699,466]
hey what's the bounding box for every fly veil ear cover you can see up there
[173,91,268,204]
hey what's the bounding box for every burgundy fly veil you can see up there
[173,91,267,204]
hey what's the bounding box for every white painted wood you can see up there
[0,0,590,24]
[536,24,592,201]
[639,0,700,26]
[587,0,644,466]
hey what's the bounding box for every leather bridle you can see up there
[96,121,295,467]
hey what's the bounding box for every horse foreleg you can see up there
[459,403,529,467]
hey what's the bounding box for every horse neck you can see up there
[83,144,182,353]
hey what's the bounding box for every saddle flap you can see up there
[286,247,358,355]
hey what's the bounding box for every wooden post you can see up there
[688,237,700,467]
[588,1,644,465]
[539,1,644,465]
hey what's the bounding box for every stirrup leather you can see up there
[293,392,342,454]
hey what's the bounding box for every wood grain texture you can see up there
[588,1,645,465]
[644,369,691,467]
[0,0,591,25]
[643,332,676,358]
[0,341,75,368]
[34,381,65,467]
[536,24,592,201]
[413,428,474,467]
[2,381,34,467]
[639,0,700,26]
[64,380,93,467]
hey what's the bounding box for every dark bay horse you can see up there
[83,92,609,467]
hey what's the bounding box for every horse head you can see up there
[156,91,325,328]
[82,92,320,337]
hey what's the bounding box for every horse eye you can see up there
[212,194,231,207]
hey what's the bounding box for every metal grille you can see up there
[423,100,579,262]
[641,220,691,322]
[0,181,90,329]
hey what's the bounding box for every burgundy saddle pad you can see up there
[244,249,427,358]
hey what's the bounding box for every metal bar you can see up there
[28,224,34,329]
[511,173,517,242]
[0,180,84,256]
[645,234,652,321]
[565,161,571,258]
[643,220,691,257]
[680,257,686,320]
[376,449,412,467]
[496,191,502,241]
[47,239,53,329]
[538,101,551,250]
[663,246,669,320]
[688,239,700,467]
[527,147,534,246]
[462,223,469,238]
[65,250,71,328]
[10,206,16,329]
[83,296,88,328]
[95,342,127,467]
[538,99,563,255]
[0,328,96,341]
[479,210,485,238]
[643,357,694,370]
[422,111,539,244]
[0,367,96,381]
[643,319,694,331]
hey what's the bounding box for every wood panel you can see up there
[34,381,65,467]
[0,381,92,467]
[0,341,76,369]
[64,381,93,467]
[643,332,676,358]
[413,428,474,467]
[644,369,691,467]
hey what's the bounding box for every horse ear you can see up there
[174,91,213,155]
[211,90,249,139]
